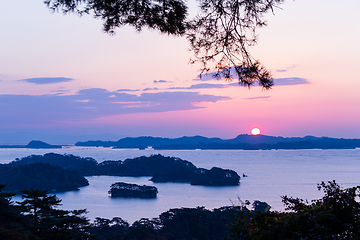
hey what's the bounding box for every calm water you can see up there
[1,147,359,223]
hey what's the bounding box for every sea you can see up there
[1,147,359,223]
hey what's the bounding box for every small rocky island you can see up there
[108,182,158,198]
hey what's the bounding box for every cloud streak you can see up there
[192,67,309,87]
[167,77,309,91]
[0,88,230,126]
[192,71,310,87]
[117,89,139,92]
[153,80,168,83]
[19,77,73,85]
[275,64,298,73]
[274,77,310,86]
[169,83,232,90]
[243,96,271,100]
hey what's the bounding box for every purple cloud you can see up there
[19,77,74,84]
[143,87,159,91]
[117,89,140,92]
[51,88,70,95]
[153,80,168,83]
[0,88,230,126]
[275,65,298,73]
[192,70,310,87]
[243,96,271,100]
[274,78,310,86]
[170,83,238,90]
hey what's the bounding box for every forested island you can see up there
[75,134,360,150]
[3,153,240,192]
[108,182,158,198]
[0,163,88,192]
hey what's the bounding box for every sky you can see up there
[0,0,359,143]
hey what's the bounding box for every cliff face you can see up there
[108,182,158,198]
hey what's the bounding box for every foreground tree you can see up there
[44,0,284,88]
[0,185,30,239]
[19,189,90,240]
[231,181,360,239]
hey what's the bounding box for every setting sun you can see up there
[251,128,261,135]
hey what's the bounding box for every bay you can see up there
[1,147,359,223]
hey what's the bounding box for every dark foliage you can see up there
[187,0,284,88]
[0,163,89,192]
[0,188,90,240]
[88,206,239,240]
[45,0,187,35]
[231,181,360,239]
[0,185,31,239]
[3,181,360,240]
[159,206,238,240]
[10,152,99,175]
[1,185,240,240]
[44,0,285,87]
[19,189,90,240]
[252,200,271,212]
[90,217,129,240]
[127,218,162,240]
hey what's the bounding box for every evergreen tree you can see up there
[44,0,285,88]
[19,189,90,240]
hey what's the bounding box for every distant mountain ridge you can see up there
[75,134,360,150]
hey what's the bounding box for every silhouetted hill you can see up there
[75,135,360,150]
[26,140,62,148]
[0,140,61,149]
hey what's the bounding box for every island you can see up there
[0,163,89,192]
[0,140,62,149]
[108,182,158,198]
[8,153,240,187]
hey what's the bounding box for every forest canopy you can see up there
[44,0,285,89]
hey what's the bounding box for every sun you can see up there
[251,128,261,135]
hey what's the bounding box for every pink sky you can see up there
[0,0,359,141]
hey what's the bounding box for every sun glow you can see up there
[251,128,261,135]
